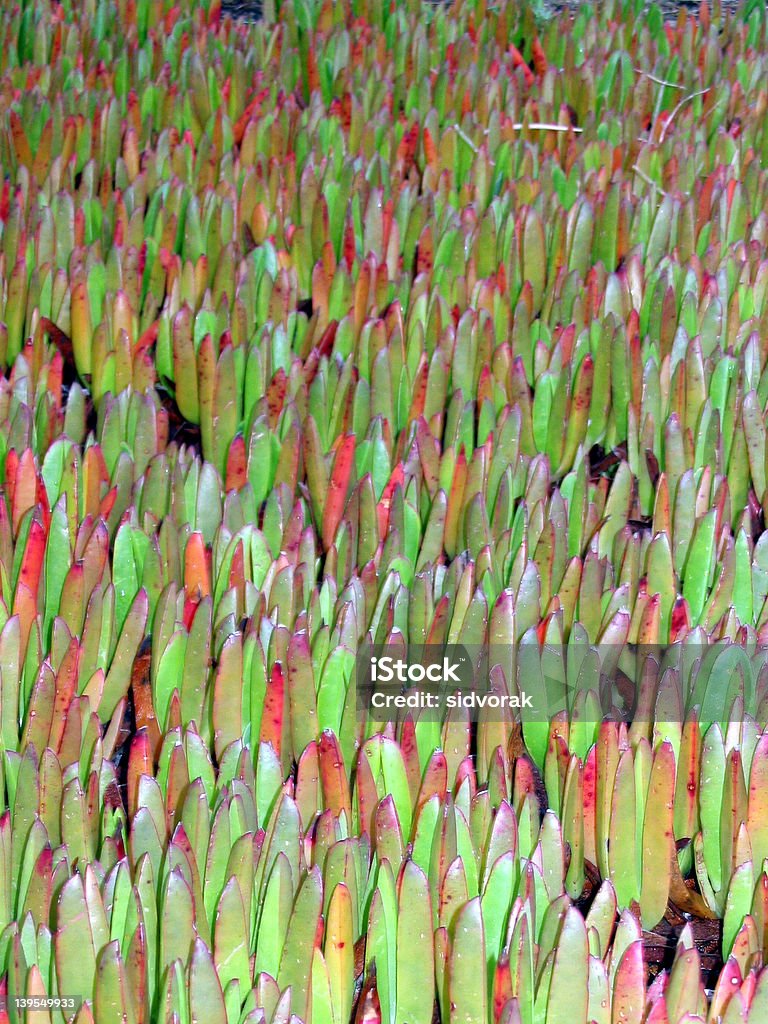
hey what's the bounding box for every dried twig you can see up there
[658,86,711,145]
[634,68,686,89]
[631,163,669,197]
[511,122,584,133]
[454,126,478,153]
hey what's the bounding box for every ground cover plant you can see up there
[3,0,768,1020]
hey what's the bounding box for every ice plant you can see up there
[4,0,768,1020]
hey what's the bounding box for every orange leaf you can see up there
[415,224,434,276]
[134,320,158,357]
[16,519,46,606]
[381,198,394,253]
[225,434,247,492]
[49,639,80,753]
[444,449,467,553]
[34,477,50,535]
[260,662,285,758]
[32,117,52,183]
[322,434,356,550]
[508,44,534,87]
[164,4,181,32]
[233,88,269,145]
[377,463,405,538]
[536,614,551,645]
[98,486,118,521]
[9,112,32,169]
[12,449,37,536]
[50,23,62,64]
[13,583,37,660]
[184,532,211,600]
[266,368,288,428]
[492,957,513,1023]
[307,44,320,96]
[5,450,18,519]
[319,730,352,822]
[46,350,63,407]
[127,90,142,135]
[423,127,438,169]
[477,365,494,409]
[407,358,429,424]
[228,539,245,596]
[343,216,356,270]
[531,38,548,76]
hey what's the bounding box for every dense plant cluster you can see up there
[3,0,768,1020]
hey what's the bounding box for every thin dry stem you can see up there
[658,87,712,145]
[511,122,584,133]
[631,164,669,197]
[454,126,479,153]
[634,69,686,89]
